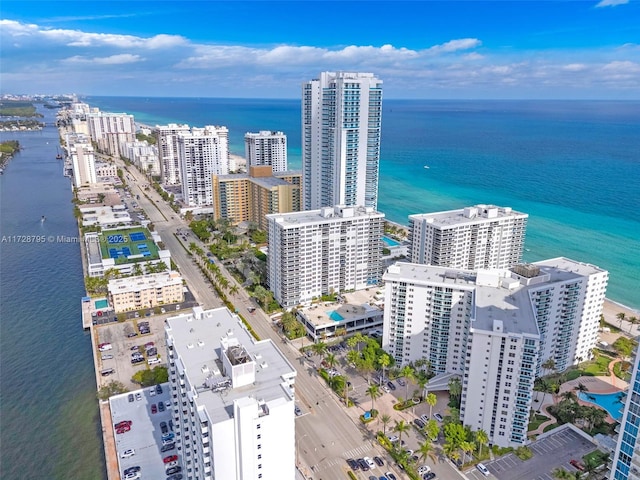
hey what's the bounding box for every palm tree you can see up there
[448,376,462,406]
[228,284,239,296]
[325,352,337,369]
[400,365,415,401]
[366,384,381,412]
[380,413,392,435]
[575,383,589,395]
[416,439,437,464]
[311,341,327,359]
[617,312,626,329]
[460,440,474,465]
[426,392,437,418]
[475,429,489,457]
[562,390,577,402]
[552,467,574,479]
[346,332,365,352]
[542,357,557,376]
[393,420,411,444]
[377,352,391,385]
[628,316,638,333]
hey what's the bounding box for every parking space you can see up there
[466,426,597,480]
[95,315,169,390]
[110,383,179,479]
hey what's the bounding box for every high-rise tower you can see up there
[302,72,382,210]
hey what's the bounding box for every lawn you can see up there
[583,449,609,468]
[583,354,615,376]
[528,413,551,432]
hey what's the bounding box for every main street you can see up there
[114,160,388,479]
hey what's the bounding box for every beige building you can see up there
[212,165,301,230]
[108,271,184,312]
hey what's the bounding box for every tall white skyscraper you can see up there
[302,72,383,210]
[178,126,229,207]
[155,123,191,185]
[408,205,528,270]
[267,205,384,308]
[86,111,136,157]
[165,307,297,480]
[245,131,288,172]
[382,258,608,448]
[66,133,97,188]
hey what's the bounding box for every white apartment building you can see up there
[245,131,287,172]
[382,258,608,448]
[87,112,136,157]
[178,126,229,207]
[122,140,160,176]
[408,205,528,270]
[267,205,384,308]
[108,271,184,312]
[165,307,297,480]
[155,123,191,185]
[302,72,383,210]
[68,136,97,188]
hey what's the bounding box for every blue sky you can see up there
[1,1,639,99]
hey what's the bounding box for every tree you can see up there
[542,357,557,376]
[448,376,462,406]
[426,392,437,418]
[366,384,381,412]
[325,352,338,369]
[417,439,437,464]
[377,352,391,385]
[346,332,365,352]
[575,383,589,394]
[475,429,489,457]
[552,467,574,479]
[425,419,440,442]
[617,312,626,329]
[393,420,411,444]
[228,284,239,296]
[400,365,416,401]
[311,341,327,359]
[628,316,638,333]
[443,422,467,451]
[613,336,636,359]
[97,381,128,400]
[460,440,475,465]
[380,413,392,435]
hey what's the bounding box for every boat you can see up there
[423,165,430,169]
[41,215,46,223]
[56,153,63,160]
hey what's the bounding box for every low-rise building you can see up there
[80,205,132,227]
[165,307,297,480]
[108,271,184,312]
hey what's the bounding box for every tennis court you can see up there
[99,228,159,265]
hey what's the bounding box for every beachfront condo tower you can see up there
[165,307,297,480]
[86,111,136,158]
[408,204,528,270]
[245,131,288,173]
[267,205,384,308]
[610,353,640,480]
[178,126,229,207]
[155,123,191,185]
[382,258,608,448]
[302,72,383,210]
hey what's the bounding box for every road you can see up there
[113,160,385,479]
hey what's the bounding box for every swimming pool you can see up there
[95,299,108,309]
[382,236,400,247]
[327,310,344,321]
[578,391,625,421]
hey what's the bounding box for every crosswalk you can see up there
[309,443,373,472]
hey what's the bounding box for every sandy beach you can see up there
[602,298,640,332]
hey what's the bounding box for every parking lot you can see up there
[96,315,169,390]
[110,383,179,479]
[465,426,598,480]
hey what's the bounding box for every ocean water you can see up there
[0,109,106,479]
[86,96,640,310]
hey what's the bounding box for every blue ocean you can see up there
[87,97,640,310]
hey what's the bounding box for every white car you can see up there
[363,457,376,469]
[420,414,429,424]
[120,449,135,458]
[433,412,444,422]
[382,385,390,393]
[387,435,399,443]
[149,388,156,396]
[418,465,431,474]
[477,463,491,477]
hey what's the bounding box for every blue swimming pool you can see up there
[578,391,625,421]
[382,236,400,247]
[328,310,344,321]
[95,299,108,309]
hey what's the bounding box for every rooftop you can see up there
[165,307,296,424]
[268,205,383,227]
[298,289,383,327]
[409,204,527,227]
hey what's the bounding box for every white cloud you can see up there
[428,38,482,53]
[63,54,142,65]
[562,63,588,71]
[595,0,629,7]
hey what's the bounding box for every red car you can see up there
[163,455,178,464]
[115,420,132,429]
[116,424,131,434]
[570,460,585,471]
[151,404,158,414]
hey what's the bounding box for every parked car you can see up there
[166,474,183,480]
[116,425,131,434]
[433,412,444,422]
[358,458,370,471]
[161,421,169,434]
[166,466,182,475]
[414,418,426,429]
[347,458,359,471]
[294,405,302,416]
[98,343,112,352]
[364,457,376,469]
[123,472,140,480]
[156,384,163,394]
[158,401,165,412]
[120,449,135,458]
[570,460,586,472]
[387,435,399,443]
[162,432,175,441]
[161,443,176,452]
[115,420,132,429]
[385,473,397,480]
[162,437,175,446]
[477,462,491,476]
[397,378,406,386]
[420,414,430,424]
[135,393,142,401]
[418,465,431,474]
[101,354,114,360]
[163,455,178,464]
[128,394,134,403]
[423,472,436,480]
[123,466,140,475]
[151,404,158,414]
[374,456,384,466]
